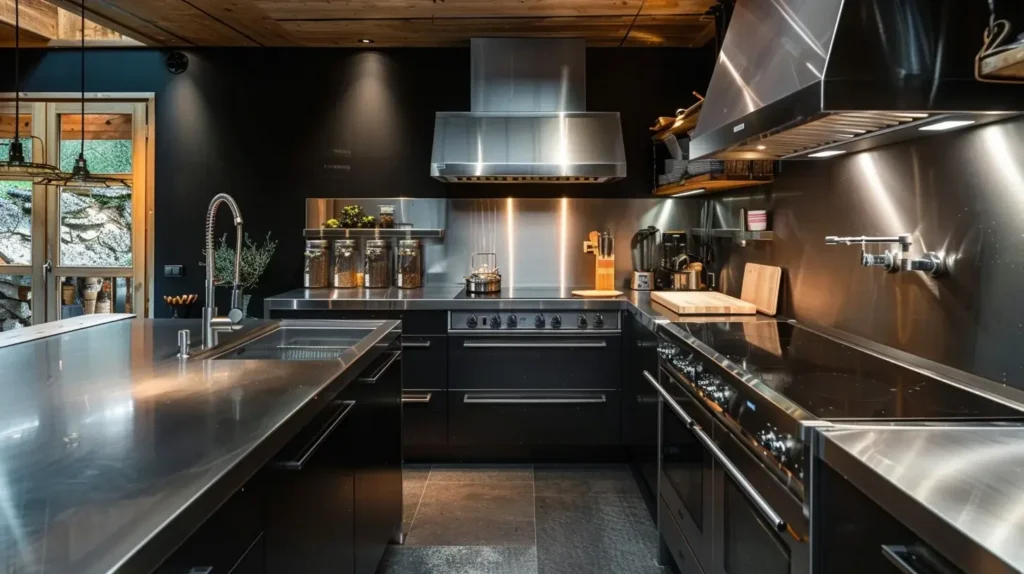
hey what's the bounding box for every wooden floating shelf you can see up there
[980,45,1024,80]
[652,116,699,141]
[654,174,774,197]
[691,229,775,241]
[304,228,445,239]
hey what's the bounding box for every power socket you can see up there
[164,264,184,278]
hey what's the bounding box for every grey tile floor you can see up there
[380,464,663,574]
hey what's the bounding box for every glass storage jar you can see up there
[332,239,360,288]
[304,240,329,288]
[395,239,422,289]
[363,239,390,288]
[379,204,396,229]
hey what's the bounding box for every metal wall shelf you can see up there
[304,228,445,239]
[691,229,774,241]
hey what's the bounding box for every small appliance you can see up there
[630,226,658,291]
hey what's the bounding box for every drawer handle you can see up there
[357,351,401,384]
[273,400,354,471]
[646,370,787,534]
[462,341,607,349]
[402,392,433,403]
[463,393,606,404]
[402,340,432,348]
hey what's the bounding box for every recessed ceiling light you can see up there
[756,145,767,150]
[673,188,707,197]
[919,120,976,131]
[807,150,846,158]
[359,38,374,44]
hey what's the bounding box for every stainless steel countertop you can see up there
[263,287,771,332]
[0,317,399,574]
[817,424,1024,573]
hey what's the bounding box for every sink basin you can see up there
[205,320,390,362]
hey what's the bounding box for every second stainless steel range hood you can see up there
[431,39,626,183]
[689,0,1023,160]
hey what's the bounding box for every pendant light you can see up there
[0,0,62,181]
[39,0,130,190]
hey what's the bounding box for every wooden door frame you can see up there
[0,92,155,319]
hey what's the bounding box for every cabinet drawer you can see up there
[448,336,621,390]
[402,390,447,448]
[659,496,705,574]
[448,390,620,447]
[402,336,446,390]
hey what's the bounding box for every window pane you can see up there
[0,274,31,331]
[59,276,132,317]
[0,181,32,265]
[59,187,132,267]
[59,114,132,173]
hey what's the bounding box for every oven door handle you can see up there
[461,340,607,349]
[881,545,957,574]
[463,393,607,404]
[644,370,787,534]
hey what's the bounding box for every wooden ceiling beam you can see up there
[0,0,57,38]
[181,0,298,45]
[45,0,185,45]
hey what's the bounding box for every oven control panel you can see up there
[450,311,619,331]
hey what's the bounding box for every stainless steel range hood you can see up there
[689,0,1023,160]
[431,39,626,183]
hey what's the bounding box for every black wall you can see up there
[1,47,714,314]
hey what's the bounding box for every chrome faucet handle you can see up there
[177,329,191,359]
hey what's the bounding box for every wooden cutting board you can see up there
[740,263,782,316]
[651,291,757,315]
[572,289,623,298]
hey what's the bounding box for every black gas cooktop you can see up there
[657,320,1024,491]
[453,287,600,300]
[662,320,1020,421]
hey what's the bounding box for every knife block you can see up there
[584,235,616,291]
[595,255,615,291]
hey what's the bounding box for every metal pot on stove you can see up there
[464,252,501,294]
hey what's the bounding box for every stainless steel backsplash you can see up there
[693,117,1024,388]
[307,197,686,289]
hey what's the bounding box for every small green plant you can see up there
[206,231,278,292]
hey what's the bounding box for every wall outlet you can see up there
[164,264,184,278]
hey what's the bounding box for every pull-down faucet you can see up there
[202,193,245,349]
[825,234,946,276]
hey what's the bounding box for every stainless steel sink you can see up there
[199,320,393,362]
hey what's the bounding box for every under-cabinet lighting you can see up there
[919,120,976,131]
[673,188,707,197]
[359,38,374,44]
[808,150,846,158]
[756,145,767,150]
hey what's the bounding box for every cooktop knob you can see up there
[593,314,605,328]
[506,315,518,328]
[466,314,478,328]
[534,314,546,328]
[577,314,588,329]
[756,426,796,464]
[490,314,501,329]
[551,315,562,329]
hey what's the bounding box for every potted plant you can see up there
[206,231,278,317]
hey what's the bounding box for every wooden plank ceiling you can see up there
[42,0,719,47]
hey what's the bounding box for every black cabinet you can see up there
[156,480,266,574]
[448,390,622,447]
[402,334,448,457]
[265,399,357,574]
[625,315,660,521]
[347,349,404,574]
[448,335,621,391]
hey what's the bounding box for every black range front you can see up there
[447,310,622,456]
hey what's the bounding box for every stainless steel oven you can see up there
[647,366,809,574]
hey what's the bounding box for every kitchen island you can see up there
[0,315,401,574]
